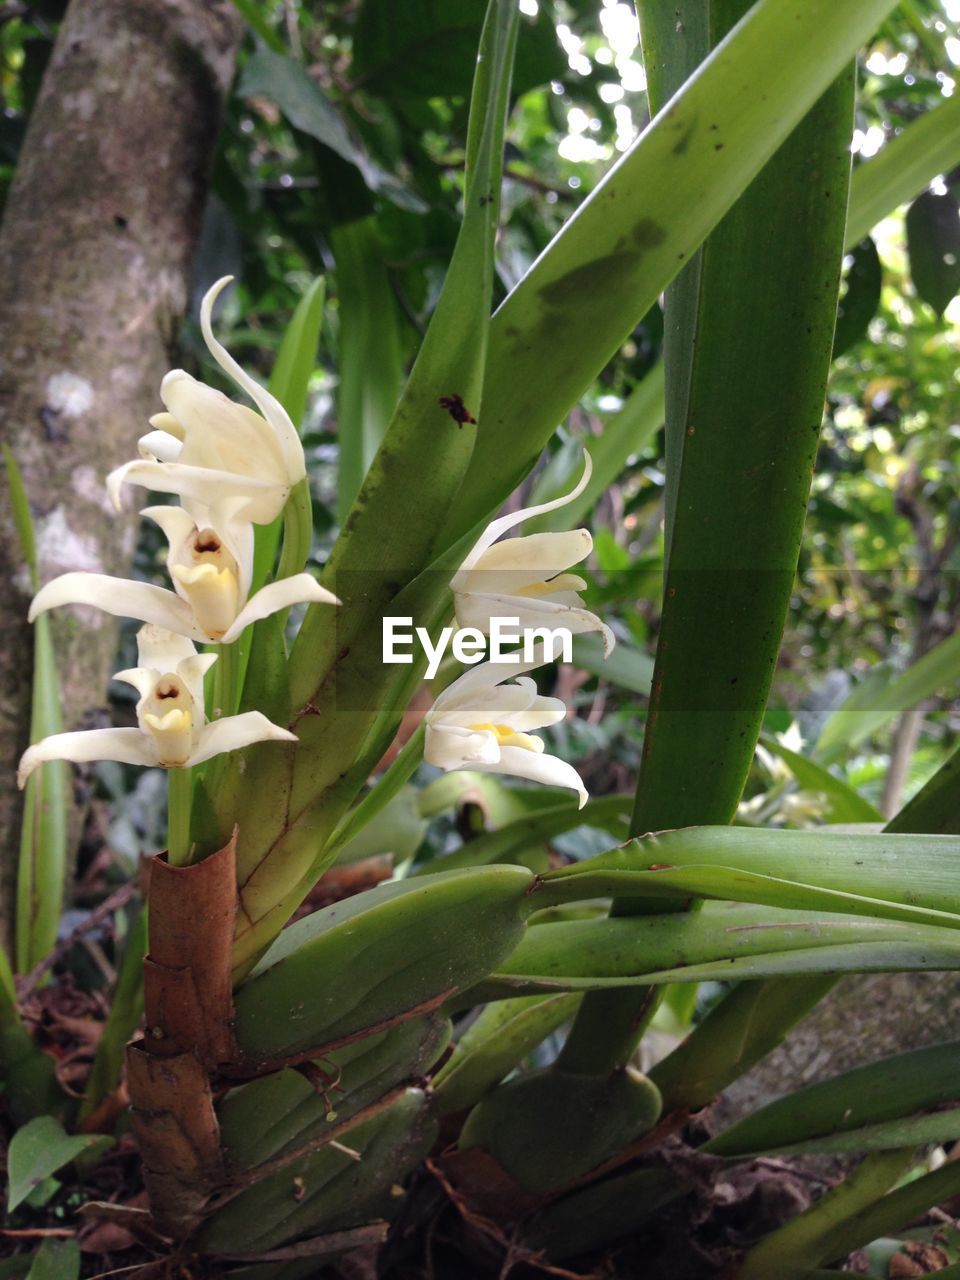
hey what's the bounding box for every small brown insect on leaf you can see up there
[439,394,477,427]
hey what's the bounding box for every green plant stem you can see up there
[167,767,193,867]
[214,641,239,722]
[277,475,313,581]
[326,722,426,857]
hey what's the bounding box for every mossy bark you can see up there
[0,0,243,953]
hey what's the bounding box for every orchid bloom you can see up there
[451,452,615,657]
[17,626,297,787]
[28,497,338,645]
[107,277,306,524]
[424,658,588,808]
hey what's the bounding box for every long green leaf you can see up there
[545,827,960,917]
[223,0,522,973]
[78,906,147,1123]
[332,216,405,520]
[559,0,856,1074]
[816,629,960,760]
[845,87,960,247]
[438,0,897,545]
[4,448,68,975]
[706,1039,960,1157]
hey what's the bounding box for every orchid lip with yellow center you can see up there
[468,722,546,753]
[17,625,301,785]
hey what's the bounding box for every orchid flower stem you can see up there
[277,476,313,581]
[167,766,194,867]
[214,641,239,721]
[327,722,426,858]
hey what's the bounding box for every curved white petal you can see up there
[424,724,501,769]
[458,452,593,574]
[140,503,198,549]
[454,530,593,592]
[432,680,541,723]
[220,574,339,643]
[18,729,156,788]
[147,412,185,441]
[428,658,546,716]
[107,458,288,525]
[138,429,183,463]
[200,277,305,482]
[472,745,588,808]
[454,591,616,657]
[29,573,204,640]
[188,711,297,767]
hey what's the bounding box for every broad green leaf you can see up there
[352,0,564,101]
[331,780,426,866]
[7,1116,112,1212]
[233,865,533,1055]
[25,1241,80,1280]
[229,0,286,52]
[239,50,365,172]
[906,187,960,317]
[816,629,960,760]
[832,238,882,357]
[0,947,62,1123]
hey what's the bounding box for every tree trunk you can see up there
[0,0,244,953]
[713,972,960,1130]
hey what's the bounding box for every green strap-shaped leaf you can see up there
[555,0,856,1072]
[3,448,68,976]
[816,628,960,760]
[221,1,521,973]
[437,0,898,545]
[332,216,406,521]
[706,1039,960,1158]
[845,87,960,247]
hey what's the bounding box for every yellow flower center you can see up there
[469,722,544,753]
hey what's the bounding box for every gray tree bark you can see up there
[715,972,960,1129]
[0,0,244,952]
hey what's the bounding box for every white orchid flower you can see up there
[107,277,305,524]
[17,626,297,787]
[28,497,338,645]
[424,658,587,808]
[451,452,615,658]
